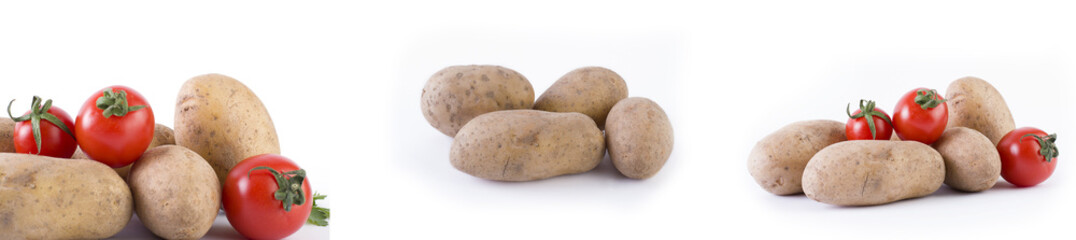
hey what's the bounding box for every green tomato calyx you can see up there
[249,166,307,211]
[96,88,145,118]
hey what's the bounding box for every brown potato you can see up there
[451,110,604,181]
[129,145,220,239]
[0,153,132,239]
[0,117,13,152]
[946,76,1015,145]
[803,141,944,206]
[421,65,535,137]
[534,67,628,129]
[605,97,673,179]
[932,127,1001,192]
[748,120,846,195]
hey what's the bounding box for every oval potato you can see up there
[451,110,604,181]
[945,76,1015,145]
[605,97,673,179]
[534,67,628,128]
[932,127,1001,192]
[129,145,220,239]
[176,73,281,187]
[748,120,846,195]
[803,141,944,206]
[0,117,13,152]
[0,153,132,239]
[421,65,535,137]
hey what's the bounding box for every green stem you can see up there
[1021,133,1059,162]
[249,166,307,211]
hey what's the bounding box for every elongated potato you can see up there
[534,67,628,129]
[803,141,944,206]
[932,127,1001,192]
[176,73,281,187]
[946,77,1015,145]
[130,145,220,239]
[748,120,846,195]
[451,110,604,181]
[422,65,535,137]
[0,153,132,239]
[606,97,673,179]
[0,117,13,152]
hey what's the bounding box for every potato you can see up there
[421,65,535,137]
[605,97,673,179]
[450,110,604,181]
[932,127,1001,192]
[748,120,846,195]
[0,153,132,239]
[0,117,13,152]
[946,76,1015,145]
[802,141,944,206]
[129,145,220,239]
[534,67,628,129]
[176,73,281,187]
[78,123,178,179]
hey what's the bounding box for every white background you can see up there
[3,1,1075,240]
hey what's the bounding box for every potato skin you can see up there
[605,97,673,179]
[421,65,535,137]
[932,127,1001,192]
[129,145,220,239]
[945,76,1015,145]
[748,120,846,195]
[451,110,604,181]
[0,153,132,239]
[534,67,628,129]
[803,141,944,206]
[0,117,13,152]
[176,73,281,187]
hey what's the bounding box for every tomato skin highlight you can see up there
[224,154,312,240]
[74,86,154,168]
[892,88,948,144]
[12,107,77,158]
[845,108,893,140]
[997,127,1058,187]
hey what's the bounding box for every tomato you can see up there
[892,88,948,144]
[7,96,77,158]
[997,127,1058,187]
[75,86,154,168]
[224,154,312,240]
[845,99,893,140]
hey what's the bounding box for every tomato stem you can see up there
[96,88,146,118]
[1020,133,1059,162]
[7,96,75,154]
[248,166,307,211]
[913,89,947,109]
[846,99,892,140]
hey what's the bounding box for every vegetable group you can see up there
[75,86,155,168]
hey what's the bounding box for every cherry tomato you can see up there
[997,127,1058,187]
[892,88,948,144]
[845,99,893,140]
[75,86,154,168]
[224,154,312,240]
[8,96,77,158]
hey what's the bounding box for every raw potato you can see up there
[421,65,535,137]
[534,67,628,129]
[0,117,13,152]
[932,127,1001,192]
[0,153,132,239]
[176,73,281,187]
[946,76,1016,145]
[802,141,945,206]
[129,145,220,239]
[605,97,673,179]
[748,120,846,195]
[451,110,604,181]
[72,123,178,180]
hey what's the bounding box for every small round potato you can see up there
[451,110,604,181]
[605,97,673,179]
[932,127,1001,192]
[748,120,846,195]
[946,76,1015,145]
[803,141,944,206]
[421,65,535,137]
[0,117,14,152]
[534,67,628,129]
[129,145,220,239]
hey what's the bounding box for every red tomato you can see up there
[892,88,948,144]
[997,127,1058,187]
[224,154,312,240]
[8,96,77,158]
[75,86,154,168]
[845,99,893,140]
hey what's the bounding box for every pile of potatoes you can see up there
[749,77,1018,206]
[422,65,674,181]
[1,73,282,239]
